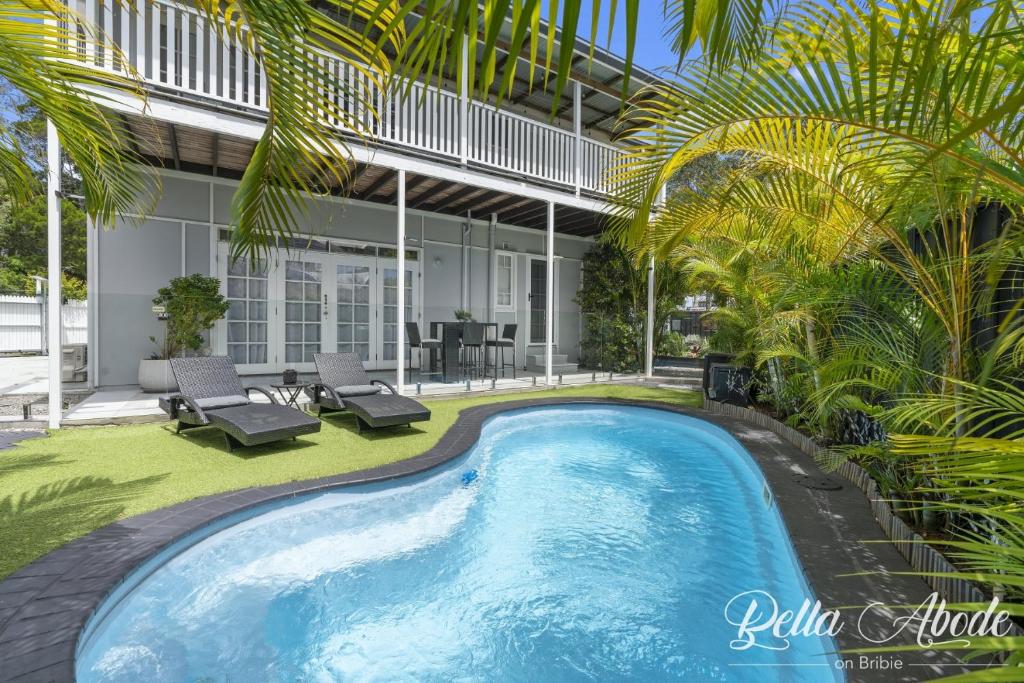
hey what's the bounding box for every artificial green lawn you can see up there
[0,384,699,580]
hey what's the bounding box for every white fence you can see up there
[0,296,88,353]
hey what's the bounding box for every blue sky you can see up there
[557,0,680,72]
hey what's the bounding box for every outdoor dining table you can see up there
[428,321,499,382]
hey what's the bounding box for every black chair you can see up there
[405,322,442,384]
[485,323,517,379]
[306,352,393,416]
[308,352,430,432]
[160,356,321,451]
[460,322,485,380]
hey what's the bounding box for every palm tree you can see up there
[605,0,1024,671]
[1,0,154,222]
[2,0,655,260]
[4,0,786,260]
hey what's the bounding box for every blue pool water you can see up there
[77,405,841,681]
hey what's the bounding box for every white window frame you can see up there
[493,250,516,312]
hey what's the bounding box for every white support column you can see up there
[545,201,554,385]
[46,119,63,429]
[647,179,667,379]
[573,81,582,197]
[458,35,469,165]
[396,169,407,394]
[86,214,98,389]
[645,255,655,378]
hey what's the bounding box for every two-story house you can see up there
[58,0,659,400]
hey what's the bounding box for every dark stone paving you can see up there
[0,431,46,451]
[0,399,971,682]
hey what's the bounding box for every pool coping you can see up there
[0,397,967,682]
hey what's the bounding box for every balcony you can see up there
[67,0,628,198]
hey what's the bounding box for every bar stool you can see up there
[406,322,442,384]
[460,322,486,380]
[485,323,517,379]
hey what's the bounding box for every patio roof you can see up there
[121,117,610,237]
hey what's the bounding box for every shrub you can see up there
[150,275,229,359]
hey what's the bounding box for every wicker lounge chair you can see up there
[160,356,321,451]
[309,352,431,432]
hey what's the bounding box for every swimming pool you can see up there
[77,404,841,681]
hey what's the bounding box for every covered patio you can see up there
[60,369,656,424]
[33,121,667,428]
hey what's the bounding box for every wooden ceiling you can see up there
[122,117,607,237]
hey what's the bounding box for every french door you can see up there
[217,242,419,373]
[527,257,558,347]
[281,255,329,372]
[334,257,376,364]
[378,261,415,370]
[223,253,275,374]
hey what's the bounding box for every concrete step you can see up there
[527,353,568,365]
[525,358,579,374]
[548,363,580,374]
[652,376,702,388]
[653,365,703,378]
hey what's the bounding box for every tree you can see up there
[575,242,688,371]
[150,275,229,359]
[2,0,763,262]
[0,90,86,296]
[604,0,1024,668]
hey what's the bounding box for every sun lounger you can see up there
[309,352,431,431]
[161,356,320,451]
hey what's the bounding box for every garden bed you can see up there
[703,398,1003,609]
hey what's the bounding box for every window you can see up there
[495,252,515,311]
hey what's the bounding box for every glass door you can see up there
[335,258,376,365]
[220,245,274,373]
[529,259,546,344]
[282,257,326,370]
[378,262,415,369]
[528,258,557,347]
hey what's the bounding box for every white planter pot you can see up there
[138,359,178,393]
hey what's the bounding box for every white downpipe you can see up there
[461,217,471,311]
[645,255,655,378]
[396,169,406,394]
[487,213,496,323]
[86,214,98,388]
[545,202,554,385]
[46,119,63,429]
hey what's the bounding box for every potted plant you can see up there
[453,308,474,322]
[139,274,230,392]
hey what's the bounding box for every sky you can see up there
[560,0,680,73]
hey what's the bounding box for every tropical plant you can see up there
[658,331,687,357]
[149,275,229,359]
[576,241,688,371]
[604,0,1024,671]
[0,101,88,291]
[4,0,788,262]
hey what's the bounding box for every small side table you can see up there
[271,383,309,409]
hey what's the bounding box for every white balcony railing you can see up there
[68,0,626,196]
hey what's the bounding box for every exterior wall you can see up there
[93,171,592,386]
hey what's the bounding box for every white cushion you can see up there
[333,384,382,398]
[194,395,250,410]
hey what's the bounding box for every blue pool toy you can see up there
[461,469,479,486]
